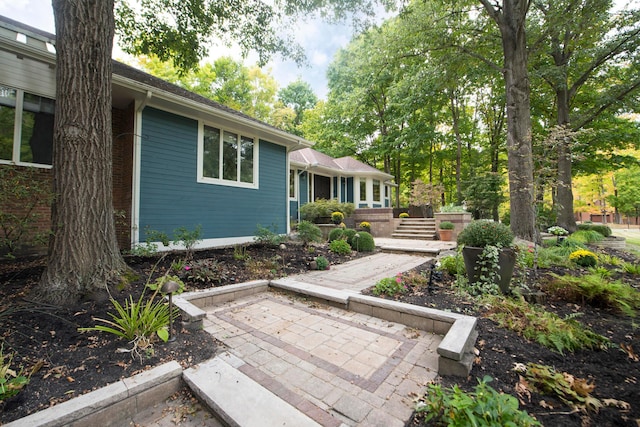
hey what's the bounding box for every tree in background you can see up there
[609,166,640,226]
[277,80,318,135]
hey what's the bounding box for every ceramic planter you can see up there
[438,229,453,241]
[461,246,516,293]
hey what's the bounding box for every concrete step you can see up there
[184,353,321,427]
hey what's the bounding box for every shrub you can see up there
[438,253,464,275]
[439,204,466,213]
[457,220,514,248]
[343,228,357,246]
[296,220,323,245]
[299,199,355,223]
[359,221,371,232]
[328,227,346,242]
[330,211,344,224]
[399,212,410,218]
[173,225,202,257]
[415,376,541,427]
[577,223,612,237]
[254,224,286,247]
[353,231,375,252]
[315,255,329,270]
[569,249,597,267]
[568,230,603,245]
[439,221,455,230]
[547,226,568,236]
[329,239,352,255]
[372,274,407,297]
[184,259,228,285]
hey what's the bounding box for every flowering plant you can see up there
[569,249,597,267]
[547,226,568,236]
[331,211,344,224]
[360,221,371,231]
[372,273,407,297]
[399,212,410,218]
[457,220,514,248]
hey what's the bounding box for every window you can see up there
[0,85,54,167]
[199,123,257,187]
[359,178,367,201]
[289,169,295,198]
[373,179,381,202]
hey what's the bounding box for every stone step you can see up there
[184,353,321,427]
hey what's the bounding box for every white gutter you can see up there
[130,90,153,247]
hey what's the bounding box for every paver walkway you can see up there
[201,290,441,426]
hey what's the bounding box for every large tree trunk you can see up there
[481,0,537,242]
[36,0,125,305]
[555,91,578,232]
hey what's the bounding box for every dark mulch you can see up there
[0,242,365,423]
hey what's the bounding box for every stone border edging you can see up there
[4,361,183,427]
[182,279,477,376]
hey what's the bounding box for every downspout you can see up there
[130,90,152,247]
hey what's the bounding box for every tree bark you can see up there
[480,0,537,242]
[36,0,126,305]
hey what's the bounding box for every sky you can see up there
[0,0,370,99]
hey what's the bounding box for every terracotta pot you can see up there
[461,246,516,293]
[438,229,453,241]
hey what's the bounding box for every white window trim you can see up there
[373,179,381,203]
[197,121,259,189]
[0,87,53,169]
[289,168,298,201]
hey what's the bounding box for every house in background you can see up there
[289,148,395,221]
[0,15,315,254]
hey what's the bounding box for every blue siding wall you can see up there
[139,108,287,240]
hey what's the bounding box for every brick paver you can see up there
[203,291,441,426]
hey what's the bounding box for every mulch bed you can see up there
[1,242,639,426]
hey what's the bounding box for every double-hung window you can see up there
[0,85,54,168]
[199,123,257,187]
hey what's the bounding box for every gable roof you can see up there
[290,148,394,180]
[0,15,314,150]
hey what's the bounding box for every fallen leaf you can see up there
[539,400,554,409]
[572,378,596,397]
[621,343,639,362]
[603,399,631,410]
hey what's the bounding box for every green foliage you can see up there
[483,296,610,354]
[147,274,185,294]
[184,259,229,286]
[372,274,407,297]
[78,286,174,361]
[233,245,250,261]
[315,255,329,270]
[547,273,640,316]
[296,220,323,245]
[0,167,53,257]
[460,245,501,296]
[144,226,170,246]
[0,345,29,401]
[569,249,598,267]
[352,231,375,252]
[343,228,357,246]
[439,221,455,230]
[438,253,464,275]
[415,376,541,427]
[577,223,612,237]
[299,200,355,223]
[462,173,507,220]
[173,225,202,256]
[568,230,604,245]
[329,239,352,255]
[254,224,286,247]
[328,227,346,242]
[245,256,282,279]
[457,220,514,248]
[547,226,568,236]
[439,204,466,213]
[128,242,159,257]
[621,261,640,275]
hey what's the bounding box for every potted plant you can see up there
[438,221,455,241]
[359,221,371,232]
[331,211,344,225]
[457,220,515,293]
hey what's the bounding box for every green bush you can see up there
[415,376,541,427]
[329,239,352,255]
[438,253,464,275]
[372,274,406,297]
[315,255,329,270]
[343,228,357,246]
[353,231,375,252]
[577,223,612,237]
[457,220,514,248]
[299,199,355,223]
[439,221,455,230]
[296,220,323,245]
[568,230,604,245]
[328,227,346,242]
[254,224,286,247]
